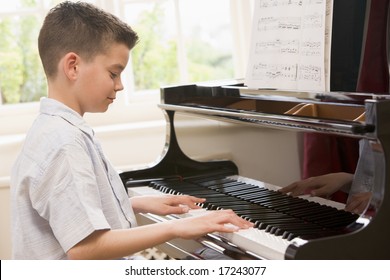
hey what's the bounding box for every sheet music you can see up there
[245,0,333,92]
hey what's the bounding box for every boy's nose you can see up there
[115,79,124,92]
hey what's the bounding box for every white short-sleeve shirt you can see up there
[11,98,137,259]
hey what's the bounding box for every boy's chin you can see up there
[88,106,110,114]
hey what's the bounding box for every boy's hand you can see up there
[130,194,205,215]
[172,209,254,239]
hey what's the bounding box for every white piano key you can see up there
[218,227,290,259]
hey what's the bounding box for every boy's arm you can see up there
[67,209,253,260]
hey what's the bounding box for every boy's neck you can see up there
[47,82,84,117]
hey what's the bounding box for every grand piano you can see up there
[119,0,390,259]
[120,81,390,259]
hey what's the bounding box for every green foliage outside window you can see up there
[130,2,233,91]
[131,4,179,90]
[0,15,47,104]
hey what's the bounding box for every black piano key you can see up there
[156,181,203,189]
[274,200,317,212]
[285,233,298,241]
[251,196,297,207]
[281,203,333,217]
[268,200,314,212]
[190,178,236,187]
[284,227,335,240]
[203,195,244,202]
[249,219,292,228]
[271,222,325,237]
[207,201,253,211]
[242,210,289,218]
[213,188,260,198]
[248,196,313,214]
[227,189,268,198]
[223,203,268,210]
[205,183,247,193]
[283,228,326,241]
[255,221,267,229]
[234,207,277,215]
[255,219,305,231]
[236,187,276,199]
[211,184,259,194]
[261,218,302,227]
[208,181,246,189]
[206,204,220,210]
[269,224,316,236]
[249,193,283,203]
[249,192,299,202]
[183,190,220,197]
[223,184,264,192]
[249,191,299,201]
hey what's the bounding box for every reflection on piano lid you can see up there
[120,80,390,259]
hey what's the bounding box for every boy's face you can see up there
[75,42,130,115]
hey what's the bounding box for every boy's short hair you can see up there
[38,1,139,78]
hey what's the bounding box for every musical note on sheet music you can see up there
[302,13,323,29]
[301,41,321,56]
[299,64,322,83]
[259,0,325,8]
[252,63,298,81]
[255,39,300,55]
[245,0,333,91]
[257,17,301,31]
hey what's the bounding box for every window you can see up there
[0,0,253,105]
[124,0,234,91]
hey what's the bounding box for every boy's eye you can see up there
[109,72,118,79]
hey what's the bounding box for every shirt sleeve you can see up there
[30,141,111,253]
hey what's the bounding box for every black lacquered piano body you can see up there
[120,81,390,259]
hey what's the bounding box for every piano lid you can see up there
[160,80,389,138]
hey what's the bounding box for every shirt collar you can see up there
[39,97,94,137]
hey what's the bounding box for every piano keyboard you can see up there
[128,174,359,259]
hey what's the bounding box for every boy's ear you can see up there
[62,52,80,81]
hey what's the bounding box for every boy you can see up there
[10,1,253,260]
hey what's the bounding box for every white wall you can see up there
[173,114,303,186]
